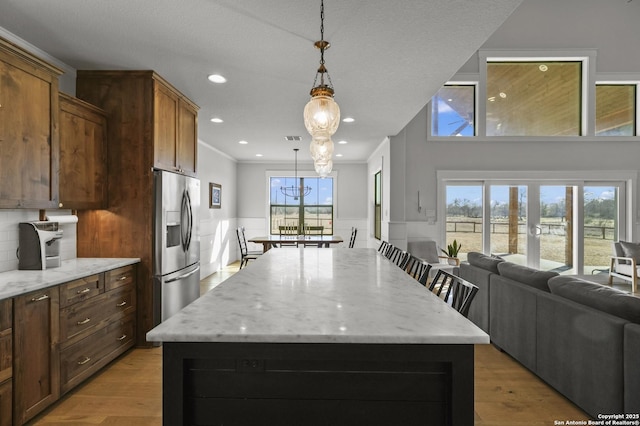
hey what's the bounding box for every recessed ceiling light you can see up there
[210,117,224,123]
[208,74,227,83]
[342,117,355,123]
[338,140,348,144]
[238,140,248,145]
[336,154,343,157]
[255,153,263,157]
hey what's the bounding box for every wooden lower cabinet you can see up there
[13,287,60,425]
[60,314,135,394]
[58,264,137,395]
[10,263,138,425]
[0,299,12,426]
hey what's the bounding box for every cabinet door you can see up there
[13,287,60,425]
[59,93,108,209]
[0,44,60,208]
[177,99,197,176]
[0,379,11,426]
[153,83,178,173]
[0,299,11,426]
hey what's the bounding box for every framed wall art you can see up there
[209,182,221,209]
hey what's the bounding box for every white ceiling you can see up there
[0,0,523,163]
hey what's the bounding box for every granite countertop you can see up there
[0,258,140,300]
[147,248,489,345]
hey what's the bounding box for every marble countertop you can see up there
[0,258,140,300]
[147,248,489,345]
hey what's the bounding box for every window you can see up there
[374,171,381,240]
[269,176,334,235]
[439,171,630,274]
[596,84,637,136]
[444,185,483,261]
[431,85,476,137]
[486,61,582,136]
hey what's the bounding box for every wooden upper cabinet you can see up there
[0,38,63,208]
[153,79,198,176]
[59,93,108,209]
[177,98,198,175]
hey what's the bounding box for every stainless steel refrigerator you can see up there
[153,169,200,325]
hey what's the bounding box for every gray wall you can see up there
[368,0,640,248]
[198,143,238,278]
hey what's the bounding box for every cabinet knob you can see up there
[117,334,127,341]
[77,318,91,325]
[116,301,127,307]
[59,202,63,208]
[77,288,91,294]
[77,356,91,365]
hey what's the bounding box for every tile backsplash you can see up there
[0,209,77,273]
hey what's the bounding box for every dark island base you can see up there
[162,342,475,426]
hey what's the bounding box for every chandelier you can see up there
[280,148,311,200]
[303,0,339,178]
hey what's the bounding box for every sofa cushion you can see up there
[548,276,640,323]
[467,252,504,274]
[496,262,557,292]
[620,241,640,263]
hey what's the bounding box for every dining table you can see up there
[147,248,489,426]
[248,234,344,252]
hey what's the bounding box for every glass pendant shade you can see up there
[314,159,333,178]
[309,137,334,162]
[304,94,340,139]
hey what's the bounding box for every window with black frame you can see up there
[269,176,334,235]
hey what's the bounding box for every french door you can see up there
[445,179,626,275]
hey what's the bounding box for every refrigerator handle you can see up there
[165,265,200,283]
[184,190,193,251]
[181,190,192,252]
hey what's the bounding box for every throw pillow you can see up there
[548,276,640,324]
[467,252,503,274]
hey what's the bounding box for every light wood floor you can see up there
[30,262,591,425]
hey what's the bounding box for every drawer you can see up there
[60,315,135,394]
[60,284,136,344]
[59,274,103,307]
[105,265,136,291]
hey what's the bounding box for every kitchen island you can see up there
[147,248,488,425]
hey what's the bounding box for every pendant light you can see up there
[303,0,339,177]
[280,148,311,200]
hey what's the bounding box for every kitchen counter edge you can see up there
[0,258,141,300]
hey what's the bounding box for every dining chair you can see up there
[302,225,324,247]
[404,254,431,284]
[236,227,261,269]
[387,246,409,269]
[348,227,357,248]
[378,241,390,256]
[429,269,479,317]
[279,225,299,247]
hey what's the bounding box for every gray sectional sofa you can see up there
[459,252,640,417]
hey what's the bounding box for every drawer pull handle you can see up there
[31,294,50,302]
[77,288,91,295]
[117,334,127,341]
[119,276,128,281]
[77,357,91,365]
[77,318,91,325]
[116,301,127,307]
